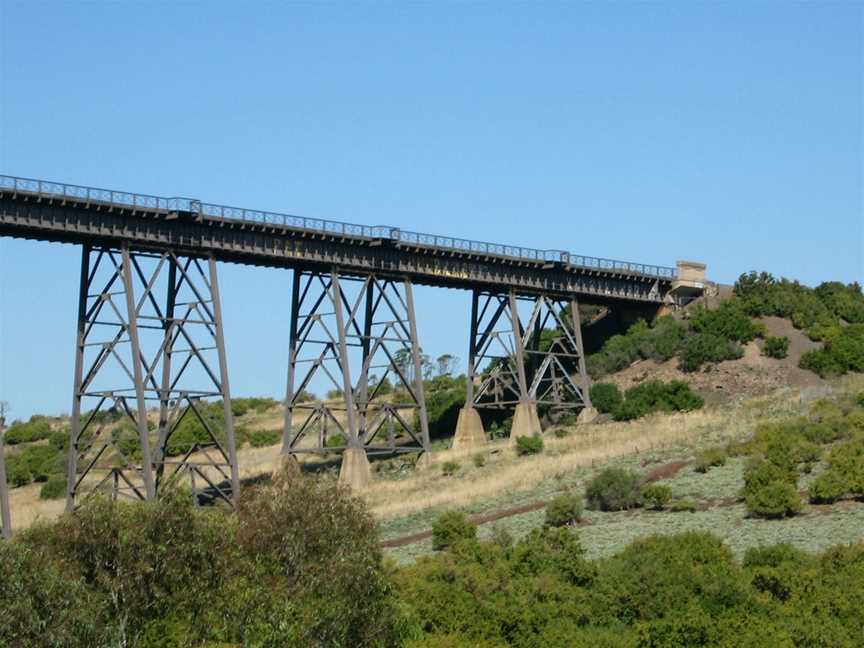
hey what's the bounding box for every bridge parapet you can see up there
[0,173,677,281]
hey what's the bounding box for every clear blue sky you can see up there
[0,1,861,420]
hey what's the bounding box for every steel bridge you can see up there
[0,173,694,527]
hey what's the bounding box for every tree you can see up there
[436,354,458,377]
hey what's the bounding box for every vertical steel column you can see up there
[0,413,11,539]
[120,246,156,501]
[281,270,302,455]
[570,297,592,408]
[66,246,91,513]
[465,289,478,405]
[331,271,359,445]
[155,259,177,469]
[208,256,240,497]
[508,290,529,402]
[357,278,375,437]
[404,280,431,453]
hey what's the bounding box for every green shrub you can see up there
[587,316,687,378]
[515,434,544,456]
[809,470,847,504]
[814,281,864,324]
[4,417,53,445]
[544,493,584,527]
[745,481,802,518]
[694,448,727,473]
[48,429,69,452]
[826,439,864,495]
[431,511,476,550]
[248,429,280,448]
[613,380,704,421]
[763,336,790,359]
[552,426,569,438]
[642,483,672,510]
[670,498,698,513]
[441,460,460,476]
[472,453,486,468]
[585,468,643,511]
[165,402,225,456]
[5,455,32,487]
[679,333,743,372]
[742,460,796,498]
[589,382,622,414]
[800,324,864,377]
[324,432,347,449]
[39,476,67,500]
[17,444,64,482]
[690,301,762,343]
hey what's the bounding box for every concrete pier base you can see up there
[510,401,542,440]
[339,447,372,490]
[577,406,599,425]
[415,452,435,470]
[452,406,487,450]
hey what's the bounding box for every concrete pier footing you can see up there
[510,401,542,440]
[452,406,487,450]
[339,447,372,490]
[577,406,599,425]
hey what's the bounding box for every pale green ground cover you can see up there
[381,379,864,564]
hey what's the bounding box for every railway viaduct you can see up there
[0,174,704,532]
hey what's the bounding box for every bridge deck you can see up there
[0,174,675,304]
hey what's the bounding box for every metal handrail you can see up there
[0,174,677,279]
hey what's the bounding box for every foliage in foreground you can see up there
[2,469,403,648]
[397,530,864,647]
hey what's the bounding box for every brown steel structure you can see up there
[467,291,591,413]
[0,174,686,503]
[66,245,239,510]
[0,408,11,539]
[282,271,431,459]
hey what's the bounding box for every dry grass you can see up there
[363,388,809,522]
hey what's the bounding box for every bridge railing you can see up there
[0,174,677,279]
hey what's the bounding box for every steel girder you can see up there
[282,270,431,458]
[66,245,239,512]
[0,413,11,539]
[467,289,592,412]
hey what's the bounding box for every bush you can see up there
[745,481,802,518]
[694,448,727,473]
[324,432,347,449]
[809,470,847,504]
[545,493,584,527]
[613,379,704,421]
[48,429,69,452]
[248,429,281,448]
[642,484,672,510]
[5,455,33,487]
[763,336,790,359]
[4,417,53,445]
[670,499,698,513]
[431,511,476,550]
[679,333,743,372]
[742,460,796,498]
[690,301,762,343]
[800,324,864,377]
[585,468,643,511]
[587,316,687,378]
[589,382,622,414]
[165,402,225,456]
[17,444,64,483]
[39,475,67,500]
[472,453,486,468]
[441,460,460,476]
[515,434,544,456]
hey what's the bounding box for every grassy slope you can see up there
[380,374,864,564]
